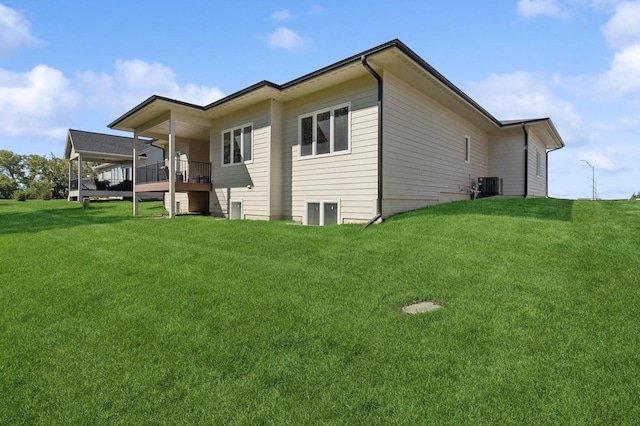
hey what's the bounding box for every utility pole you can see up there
[580,159,595,200]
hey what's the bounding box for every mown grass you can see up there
[1,198,639,424]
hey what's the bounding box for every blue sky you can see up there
[1,0,638,199]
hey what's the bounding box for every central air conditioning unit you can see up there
[477,177,502,197]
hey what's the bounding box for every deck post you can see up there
[68,158,73,201]
[168,113,176,218]
[133,133,139,216]
[77,154,83,203]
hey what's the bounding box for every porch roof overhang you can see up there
[65,129,142,162]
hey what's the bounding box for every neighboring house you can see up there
[108,39,564,224]
[64,129,163,201]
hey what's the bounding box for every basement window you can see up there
[305,201,339,225]
[230,201,242,220]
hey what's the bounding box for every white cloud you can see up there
[602,1,640,48]
[516,0,567,18]
[78,59,224,111]
[0,3,42,56]
[271,10,291,21]
[0,65,77,139]
[578,151,618,171]
[268,27,307,52]
[597,44,640,98]
[467,71,583,143]
[0,59,224,141]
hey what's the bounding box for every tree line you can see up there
[0,150,95,200]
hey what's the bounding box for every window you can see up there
[230,201,242,219]
[299,103,350,157]
[536,150,541,177]
[464,135,471,164]
[305,201,339,225]
[222,124,253,166]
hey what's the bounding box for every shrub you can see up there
[12,190,27,201]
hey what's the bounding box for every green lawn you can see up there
[1,198,639,424]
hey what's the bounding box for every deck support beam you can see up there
[77,154,83,203]
[133,133,139,216]
[168,113,176,218]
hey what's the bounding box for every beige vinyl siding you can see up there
[382,71,489,217]
[283,76,379,223]
[211,101,271,219]
[488,127,525,196]
[164,192,189,213]
[268,100,287,220]
[527,130,547,197]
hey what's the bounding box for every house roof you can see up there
[110,39,498,129]
[64,129,157,162]
[500,118,564,149]
[108,39,564,149]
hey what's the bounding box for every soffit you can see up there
[371,49,500,132]
[528,121,564,149]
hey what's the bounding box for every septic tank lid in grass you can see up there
[402,299,443,314]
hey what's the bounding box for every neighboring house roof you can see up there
[64,129,157,162]
[108,39,564,149]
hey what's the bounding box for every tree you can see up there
[0,150,71,199]
[0,150,25,184]
[0,173,17,199]
[43,154,69,199]
[24,154,48,183]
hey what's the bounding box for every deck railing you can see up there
[69,178,132,191]
[136,160,212,185]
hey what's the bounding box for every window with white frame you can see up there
[299,103,350,157]
[230,201,242,220]
[306,201,339,225]
[222,124,252,166]
[464,135,471,163]
[536,150,541,177]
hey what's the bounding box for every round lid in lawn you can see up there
[402,300,442,314]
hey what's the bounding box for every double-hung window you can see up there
[222,123,252,166]
[299,103,350,158]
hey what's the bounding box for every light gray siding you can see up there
[527,130,547,197]
[268,100,287,220]
[382,71,489,217]
[283,76,379,223]
[210,101,271,219]
[488,127,525,196]
[164,192,189,213]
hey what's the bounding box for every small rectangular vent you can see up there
[478,177,502,197]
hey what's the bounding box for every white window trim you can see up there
[229,199,243,220]
[464,135,471,164]
[221,122,253,167]
[304,200,341,226]
[298,102,351,159]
